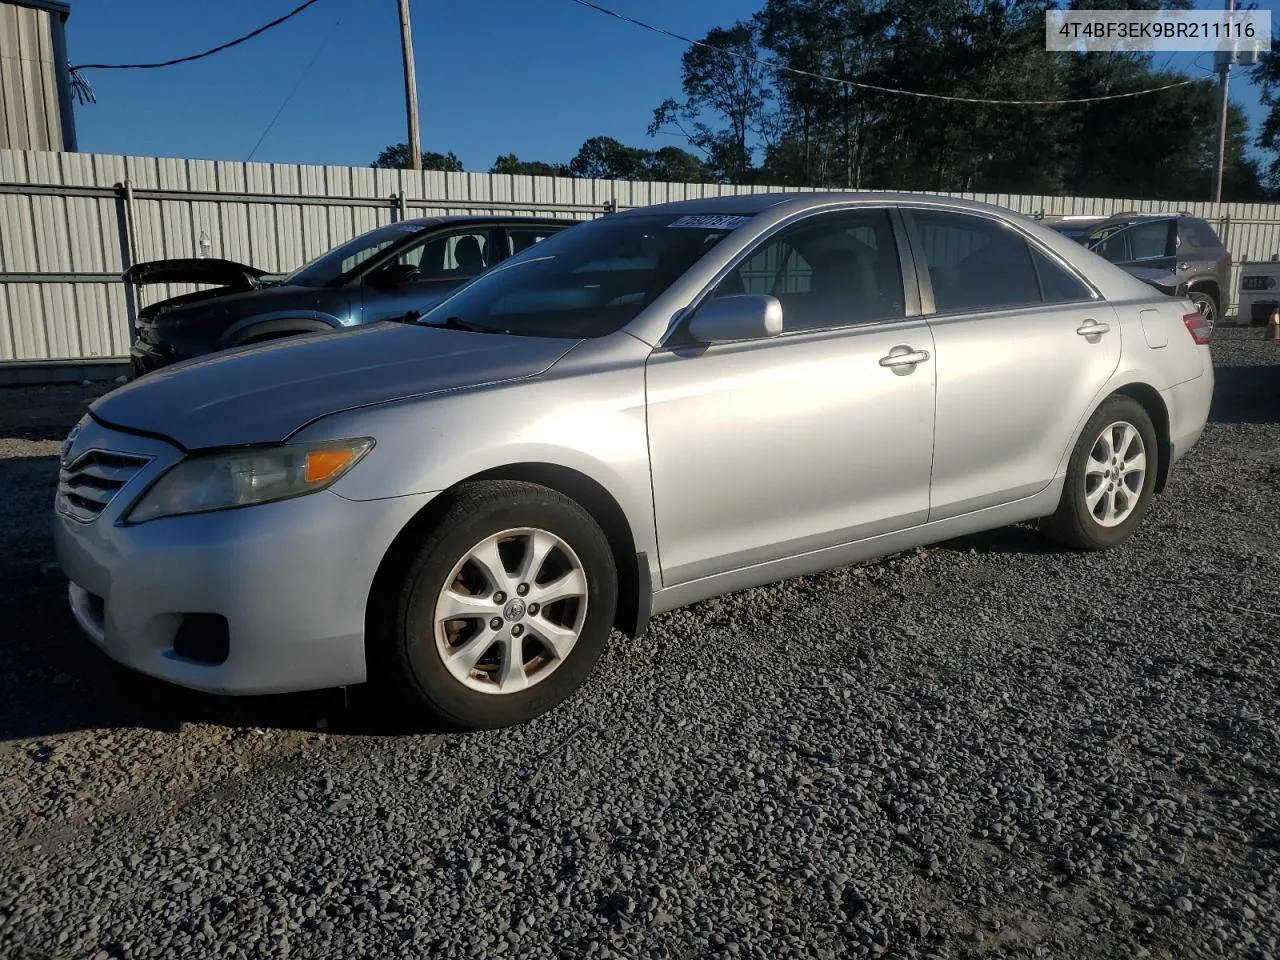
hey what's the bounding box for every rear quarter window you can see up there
[1181,219,1223,251]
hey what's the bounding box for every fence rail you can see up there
[3,147,1280,364]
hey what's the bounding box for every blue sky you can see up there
[65,0,1274,172]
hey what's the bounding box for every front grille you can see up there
[58,450,151,522]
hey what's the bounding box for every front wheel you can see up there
[378,480,618,730]
[1040,396,1159,551]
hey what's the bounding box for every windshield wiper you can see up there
[419,315,493,333]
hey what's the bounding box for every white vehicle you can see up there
[1238,259,1280,327]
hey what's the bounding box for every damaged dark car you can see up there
[126,215,577,377]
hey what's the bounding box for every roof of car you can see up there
[615,191,1056,220]
[397,215,581,229]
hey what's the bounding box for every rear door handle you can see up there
[1076,319,1111,337]
[879,347,931,368]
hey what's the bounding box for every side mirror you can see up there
[367,262,419,288]
[687,294,784,344]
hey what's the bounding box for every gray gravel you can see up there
[2,330,1278,959]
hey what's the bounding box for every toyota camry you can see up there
[54,193,1213,730]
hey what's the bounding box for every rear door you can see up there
[905,208,1122,521]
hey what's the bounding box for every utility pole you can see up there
[396,0,422,170]
[1211,0,1236,202]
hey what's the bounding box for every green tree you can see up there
[663,0,1261,198]
[371,144,464,171]
[567,136,652,180]
[1060,53,1263,200]
[648,22,773,182]
[1253,38,1280,192]
[489,153,569,177]
[643,146,711,182]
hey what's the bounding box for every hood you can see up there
[123,258,268,290]
[91,322,578,449]
[136,281,335,326]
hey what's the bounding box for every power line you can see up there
[70,0,325,71]
[567,0,1216,106]
[246,15,345,162]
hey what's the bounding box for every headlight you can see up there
[126,438,374,523]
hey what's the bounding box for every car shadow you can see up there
[933,522,1061,556]
[1210,364,1280,425]
[0,580,432,745]
[0,452,437,744]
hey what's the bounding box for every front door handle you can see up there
[1076,319,1111,337]
[879,346,931,368]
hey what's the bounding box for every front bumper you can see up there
[54,417,435,695]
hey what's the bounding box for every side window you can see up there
[1091,229,1128,263]
[911,210,1040,312]
[394,229,491,280]
[1127,220,1173,260]
[1030,247,1093,303]
[508,228,559,256]
[711,209,905,331]
[1181,219,1222,250]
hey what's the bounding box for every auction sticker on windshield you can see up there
[668,215,751,230]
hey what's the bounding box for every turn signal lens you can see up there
[305,448,359,484]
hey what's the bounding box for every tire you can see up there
[1040,396,1159,551]
[377,480,618,730]
[1188,290,1217,335]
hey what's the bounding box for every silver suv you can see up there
[1049,213,1231,332]
[54,194,1214,730]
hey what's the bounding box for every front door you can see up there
[645,208,937,586]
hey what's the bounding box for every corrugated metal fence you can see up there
[3,146,1280,365]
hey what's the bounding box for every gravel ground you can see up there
[1,330,1277,960]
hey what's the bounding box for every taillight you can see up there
[1183,312,1211,345]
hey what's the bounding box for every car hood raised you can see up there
[91,322,578,450]
[123,257,269,290]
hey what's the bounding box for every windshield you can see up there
[414,212,750,338]
[286,221,429,287]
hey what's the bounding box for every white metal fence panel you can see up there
[3,147,1280,363]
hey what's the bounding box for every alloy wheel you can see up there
[1084,421,1147,528]
[433,527,589,694]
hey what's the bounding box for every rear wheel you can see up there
[1188,290,1217,334]
[1040,396,1159,551]
[377,480,617,730]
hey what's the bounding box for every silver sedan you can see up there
[54,193,1214,729]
